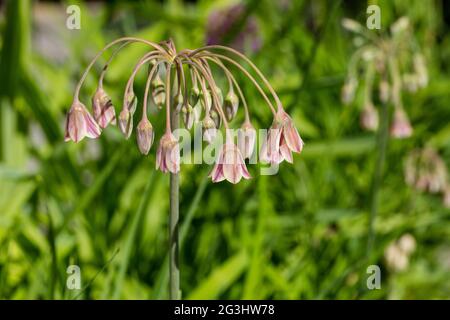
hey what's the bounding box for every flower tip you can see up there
[119,109,133,139]
[137,118,155,155]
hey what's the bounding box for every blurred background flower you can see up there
[206,3,261,53]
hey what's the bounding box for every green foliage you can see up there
[0,0,449,299]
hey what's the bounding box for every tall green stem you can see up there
[367,101,389,258]
[169,95,180,300]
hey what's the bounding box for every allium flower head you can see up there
[405,148,448,194]
[405,148,450,208]
[65,37,303,183]
[156,131,180,174]
[64,100,101,143]
[210,109,221,129]
[342,16,426,139]
[92,87,116,128]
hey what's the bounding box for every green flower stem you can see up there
[169,94,180,300]
[367,101,389,259]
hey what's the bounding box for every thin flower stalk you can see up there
[64,38,304,300]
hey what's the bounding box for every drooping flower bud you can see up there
[119,91,137,139]
[156,131,180,174]
[238,121,256,159]
[202,116,217,143]
[224,90,239,121]
[192,101,202,124]
[92,87,116,128]
[360,103,379,131]
[390,108,412,139]
[213,86,224,106]
[182,104,195,130]
[151,74,165,109]
[189,86,201,107]
[200,89,212,111]
[119,109,132,139]
[175,92,184,113]
[64,100,101,143]
[136,117,155,155]
[260,108,303,164]
[210,109,221,129]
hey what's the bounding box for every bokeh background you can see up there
[0,0,449,299]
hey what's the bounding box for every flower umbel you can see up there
[65,38,303,183]
[342,16,427,138]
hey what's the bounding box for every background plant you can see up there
[0,0,449,299]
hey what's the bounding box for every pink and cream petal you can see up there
[211,164,226,182]
[223,163,242,184]
[280,142,293,163]
[240,163,251,179]
[68,110,87,143]
[98,107,116,128]
[284,123,303,153]
[84,112,101,139]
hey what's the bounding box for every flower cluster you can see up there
[341,17,428,138]
[404,147,450,208]
[64,38,303,183]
